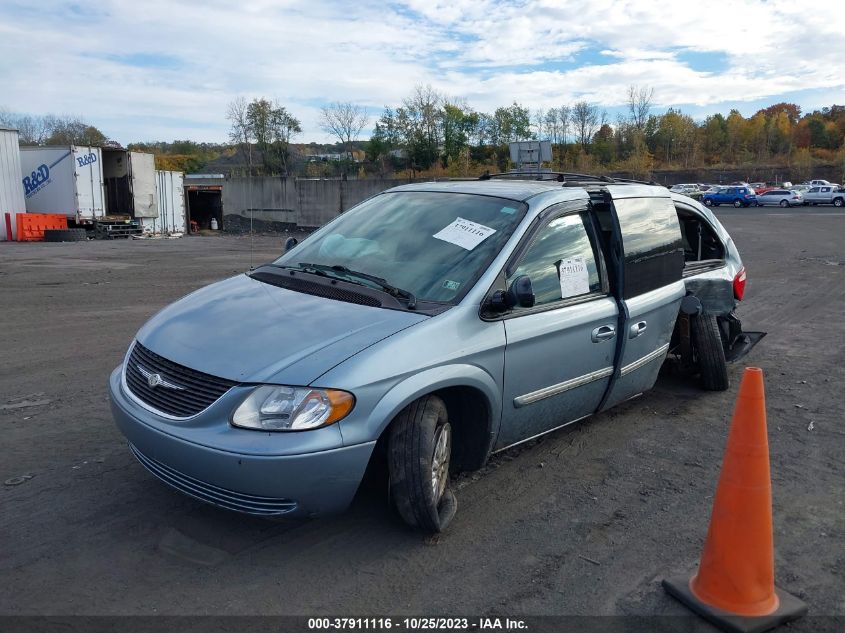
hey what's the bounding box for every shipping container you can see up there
[141,170,186,234]
[19,145,105,223]
[0,127,26,241]
[102,149,158,218]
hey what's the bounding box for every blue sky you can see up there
[1,0,844,144]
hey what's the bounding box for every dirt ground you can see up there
[1,211,842,629]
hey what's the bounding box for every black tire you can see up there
[703,198,713,207]
[44,229,87,242]
[834,197,844,207]
[733,199,743,208]
[779,199,789,207]
[388,395,457,533]
[691,313,729,391]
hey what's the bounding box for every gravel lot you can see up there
[1,211,843,629]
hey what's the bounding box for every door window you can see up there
[614,197,684,299]
[506,213,602,308]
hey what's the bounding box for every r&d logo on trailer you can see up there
[76,153,96,167]
[22,164,50,197]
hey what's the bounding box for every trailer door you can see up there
[72,146,105,221]
[129,152,158,218]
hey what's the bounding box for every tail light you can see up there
[733,267,747,301]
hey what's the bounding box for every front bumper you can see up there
[108,367,376,518]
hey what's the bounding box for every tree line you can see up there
[6,87,845,180]
[0,109,107,147]
[363,85,845,178]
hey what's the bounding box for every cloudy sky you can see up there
[2,0,845,144]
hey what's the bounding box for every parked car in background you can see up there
[108,174,755,532]
[804,179,838,188]
[702,186,757,207]
[749,182,775,195]
[803,186,845,206]
[698,184,715,192]
[669,183,703,199]
[755,189,804,207]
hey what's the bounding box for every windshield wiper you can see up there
[296,263,417,310]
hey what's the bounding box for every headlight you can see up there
[231,385,354,431]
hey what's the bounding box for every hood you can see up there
[136,274,428,384]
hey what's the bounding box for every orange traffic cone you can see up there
[663,367,807,633]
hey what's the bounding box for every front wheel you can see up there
[834,197,844,207]
[691,313,729,391]
[703,198,713,207]
[388,395,457,532]
[733,199,743,208]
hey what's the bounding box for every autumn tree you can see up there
[701,114,728,163]
[441,101,479,169]
[395,84,444,172]
[245,98,301,175]
[319,101,369,164]
[627,85,654,133]
[227,96,253,174]
[725,109,746,163]
[489,102,532,145]
[592,123,615,165]
[571,101,600,150]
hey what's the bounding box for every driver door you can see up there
[495,207,618,450]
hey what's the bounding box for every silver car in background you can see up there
[803,185,845,207]
[755,189,804,207]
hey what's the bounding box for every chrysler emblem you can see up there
[136,364,186,391]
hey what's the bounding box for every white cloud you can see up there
[1,0,844,143]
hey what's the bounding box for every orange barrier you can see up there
[15,213,68,241]
[663,367,807,633]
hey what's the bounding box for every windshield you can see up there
[273,191,527,303]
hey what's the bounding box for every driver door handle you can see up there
[591,325,616,342]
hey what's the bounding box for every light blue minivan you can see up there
[109,175,754,532]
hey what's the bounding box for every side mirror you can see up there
[488,275,535,312]
[509,274,536,308]
[284,236,298,252]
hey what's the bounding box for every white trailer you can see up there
[0,127,27,241]
[19,145,106,223]
[102,149,158,218]
[141,170,186,234]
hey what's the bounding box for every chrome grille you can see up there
[125,342,236,418]
[129,443,297,516]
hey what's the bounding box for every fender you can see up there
[338,364,502,451]
[683,276,736,315]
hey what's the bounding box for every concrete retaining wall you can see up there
[222,177,420,232]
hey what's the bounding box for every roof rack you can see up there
[477,171,659,187]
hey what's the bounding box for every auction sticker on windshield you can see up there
[433,218,496,250]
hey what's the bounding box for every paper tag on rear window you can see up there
[557,256,590,298]
[433,218,496,251]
